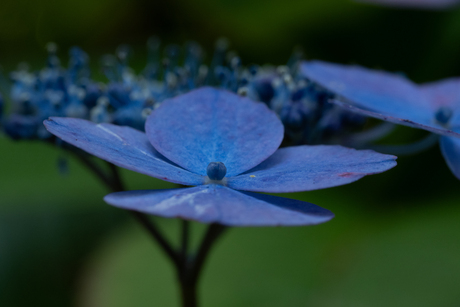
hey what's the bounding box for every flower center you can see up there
[206,162,227,181]
[435,107,453,126]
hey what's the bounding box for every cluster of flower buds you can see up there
[0,38,372,147]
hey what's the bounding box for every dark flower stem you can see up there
[368,133,439,156]
[107,162,125,192]
[132,211,181,268]
[70,149,180,267]
[69,148,228,307]
[72,150,115,190]
[178,223,227,307]
[180,220,190,265]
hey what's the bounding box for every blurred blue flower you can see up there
[3,46,98,140]
[44,87,396,226]
[3,40,368,148]
[301,60,460,179]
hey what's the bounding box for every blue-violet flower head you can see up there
[44,87,397,226]
[301,60,460,179]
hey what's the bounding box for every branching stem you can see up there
[67,146,227,307]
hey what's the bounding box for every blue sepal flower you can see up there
[301,60,460,179]
[44,87,396,226]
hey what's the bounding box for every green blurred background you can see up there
[1,0,460,306]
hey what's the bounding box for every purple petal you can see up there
[300,60,443,127]
[420,78,460,126]
[44,117,204,185]
[331,99,460,138]
[227,145,397,193]
[104,185,334,227]
[145,87,284,177]
[355,0,460,10]
[440,135,460,180]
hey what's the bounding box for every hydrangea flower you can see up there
[301,60,460,179]
[44,87,396,226]
[3,40,368,149]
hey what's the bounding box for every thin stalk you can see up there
[132,211,181,268]
[107,161,125,192]
[106,160,181,267]
[179,280,198,307]
[68,148,180,267]
[66,146,229,307]
[189,223,227,283]
[369,133,439,156]
[72,151,114,190]
[343,122,396,147]
[180,220,190,268]
[178,223,228,307]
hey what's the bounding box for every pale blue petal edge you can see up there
[44,117,204,186]
[227,145,397,193]
[145,87,284,177]
[331,99,460,138]
[301,60,434,125]
[302,60,460,137]
[440,135,460,180]
[104,185,334,227]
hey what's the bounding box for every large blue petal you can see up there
[44,117,204,186]
[301,60,437,128]
[145,87,284,177]
[104,185,334,227]
[420,78,460,127]
[227,145,397,193]
[440,135,460,180]
[331,99,460,138]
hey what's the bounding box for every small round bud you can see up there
[206,162,227,181]
[198,65,208,77]
[282,73,293,84]
[46,42,58,54]
[237,87,248,96]
[141,108,152,119]
[248,65,259,76]
[435,107,453,125]
[96,96,109,107]
[231,56,241,69]
[276,65,289,75]
[116,44,131,62]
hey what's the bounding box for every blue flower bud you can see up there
[83,83,103,109]
[206,162,227,181]
[435,106,453,125]
[4,114,39,140]
[252,80,275,104]
[69,47,89,70]
[116,44,132,64]
[280,100,311,130]
[107,83,131,108]
[248,65,259,76]
[291,88,307,101]
[113,106,145,131]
